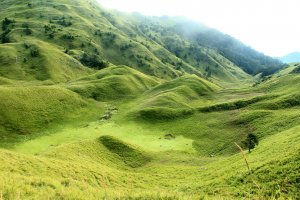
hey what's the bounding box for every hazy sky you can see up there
[97,0,300,57]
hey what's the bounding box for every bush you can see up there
[198,96,272,112]
[1,18,15,43]
[291,66,300,74]
[0,29,11,43]
[23,27,33,35]
[79,53,108,69]
[120,43,133,51]
[30,47,39,57]
[43,25,56,39]
[61,33,74,40]
[102,32,116,46]
[2,17,15,30]
[23,42,31,49]
[139,107,194,120]
[58,19,72,27]
[50,16,72,27]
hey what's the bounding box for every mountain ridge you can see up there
[0,0,283,86]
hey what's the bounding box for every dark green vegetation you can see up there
[171,20,284,75]
[0,0,299,199]
[242,133,259,153]
[99,135,151,168]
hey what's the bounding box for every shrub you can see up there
[30,47,40,57]
[139,107,194,121]
[242,133,259,153]
[23,42,31,49]
[102,32,116,46]
[1,18,14,43]
[0,29,11,43]
[61,33,74,40]
[64,48,70,54]
[120,43,133,51]
[44,24,56,39]
[79,53,108,69]
[2,17,15,30]
[48,32,54,39]
[23,27,33,35]
[291,66,300,74]
[50,16,72,27]
[198,96,272,112]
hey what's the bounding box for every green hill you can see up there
[170,19,284,75]
[66,65,161,100]
[0,40,92,82]
[129,75,220,120]
[0,0,265,86]
[0,0,299,199]
[0,85,104,147]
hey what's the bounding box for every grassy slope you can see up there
[0,125,299,199]
[125,74,220,120]
[127,14,253,86]
[0,0,254,86]
[0,85,106,147]
[1,67,298,199]
[66,65,161,100]
[0,41,92,82]
[0,65,299,199]
[0,64,163,148]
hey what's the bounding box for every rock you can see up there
[164,133,176,140]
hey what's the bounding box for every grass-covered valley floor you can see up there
[0,0,299,199]
[1,64,300,199]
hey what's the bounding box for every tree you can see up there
[242,133,259,153]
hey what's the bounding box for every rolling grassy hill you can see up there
[0,0,277,86]
[0,0,299,199]
[66,65,161,100]
[169,19,284,75]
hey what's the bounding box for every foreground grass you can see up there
[12,121,195,155]
[0,125,299,199]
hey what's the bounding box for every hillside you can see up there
[0,0,299,199]
[167,19,284,75]
[0,0,282,86]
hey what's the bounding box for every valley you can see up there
[0,0,299,199]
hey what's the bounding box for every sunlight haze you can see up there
[97,0,300,57]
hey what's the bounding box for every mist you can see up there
[97,0,300,57]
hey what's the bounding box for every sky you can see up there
[97,0,300,57]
